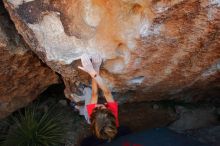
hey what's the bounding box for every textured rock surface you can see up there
[183,126,220,146]
[169,106,218,131]
[3,0,220,102]
[0,3,59,119]
[119,102,176,131]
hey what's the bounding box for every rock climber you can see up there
[72,54,119,141]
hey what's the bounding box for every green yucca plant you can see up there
[1,104,66,146]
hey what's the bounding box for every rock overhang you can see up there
[3,0,220,101]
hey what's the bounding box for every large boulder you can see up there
[0,3,59,119]
[3,0,220,102]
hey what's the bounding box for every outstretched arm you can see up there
[93,74,114,103]
[90,79,98,104]
[78,54,114,103]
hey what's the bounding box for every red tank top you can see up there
[86,102,119,127]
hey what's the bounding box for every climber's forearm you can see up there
[90,78,98,104]
[93,74,114,102]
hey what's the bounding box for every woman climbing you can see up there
[76,54,119,140]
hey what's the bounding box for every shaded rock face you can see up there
[3,0,220,102]
[119,102,176,132]
[0,3,59,119]
[169,106,218,131]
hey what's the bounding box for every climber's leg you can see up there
[82,87,92,123]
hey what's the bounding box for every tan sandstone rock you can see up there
[0,3,59,119]
[3,0,220,102]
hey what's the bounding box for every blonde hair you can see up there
[90,107,118,140]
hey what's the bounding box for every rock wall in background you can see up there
[0,3,59,119]
[3,0,220,102]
